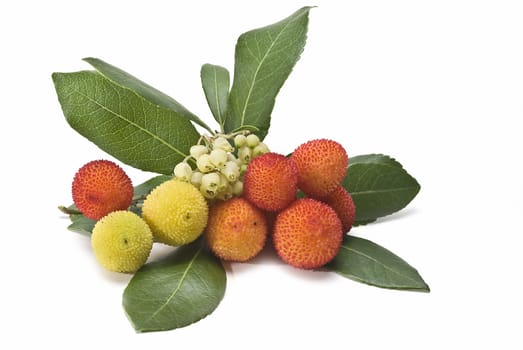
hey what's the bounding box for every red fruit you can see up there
[206,198,268,262]
[319,185,356,233]
[72,160,133,220]
[291,139,348,198]
[273,198,343,269]
[243,152,298,211]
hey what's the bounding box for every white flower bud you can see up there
[238,146,252,163]
[201,172,221,191]
[252,143,270,157]
[217,184,233,200]
[173,162,192,182]
[196,154,214,173]
[221,161,240,182]
[227,153,238,162]
[190,145,209,159]
[213,137,234,152]
[240,163,248,175]
[218,173,229,192]
[190,171,203,187]
[209,149,228,169]
[234,134,247,148]
[201,186,217,199]
[232,181,243,196]
[246,134,260,148]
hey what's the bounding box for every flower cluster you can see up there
[173,132,270,200]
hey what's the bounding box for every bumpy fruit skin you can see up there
[206,198,268,262]
[273,198,343,269]
[243,153,298,211]
[72,160,133,220]
[319,185,356,233]
[291,139,348,198]
[141,179,208,246]
[91,211,153,273]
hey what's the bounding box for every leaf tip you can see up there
[51,71,62,85]
[419,280,431,293]
[82,56,98,64]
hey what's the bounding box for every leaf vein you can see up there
[239,17,297,127]
[213,67,224,127]
[146,247,202,324]
[71,85,186,158]
[351,186,418,196]
[340,244,420,285]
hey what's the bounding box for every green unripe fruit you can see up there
[91,211,153,273]
[142,180,209,246]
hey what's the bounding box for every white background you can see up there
[1,0,522,348]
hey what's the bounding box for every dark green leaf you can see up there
[350,154,403,168]
[201,64,230,131]
[343,154,420,223]
[123,240,226,332]
[133,175,171,198]
[225,7,312,139]
[84,57,212,133]
[67,214,96,237]
[352,218,377,227]
[327,235,429,292]
[52,70,200,175]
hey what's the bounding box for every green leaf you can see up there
[84,57,212,133]
[350,154,403,168]
[68,214,96,237]
[132,175,171,198]
[52,70,200,175]
[201,64,230,131]
[352,218,377,227]
[123,240,226,332]
[225,6,312,139]
[327,235,430,292]
[343,154,420,224]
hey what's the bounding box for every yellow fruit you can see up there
[91,211,153,273]
[142,179,209,246]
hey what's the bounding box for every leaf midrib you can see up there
[239,17,296,127]
[340,244,420,286]
[146,247,202,324]
[350,186,418,196]
[213,67,224,128]
[72,85,186,158]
